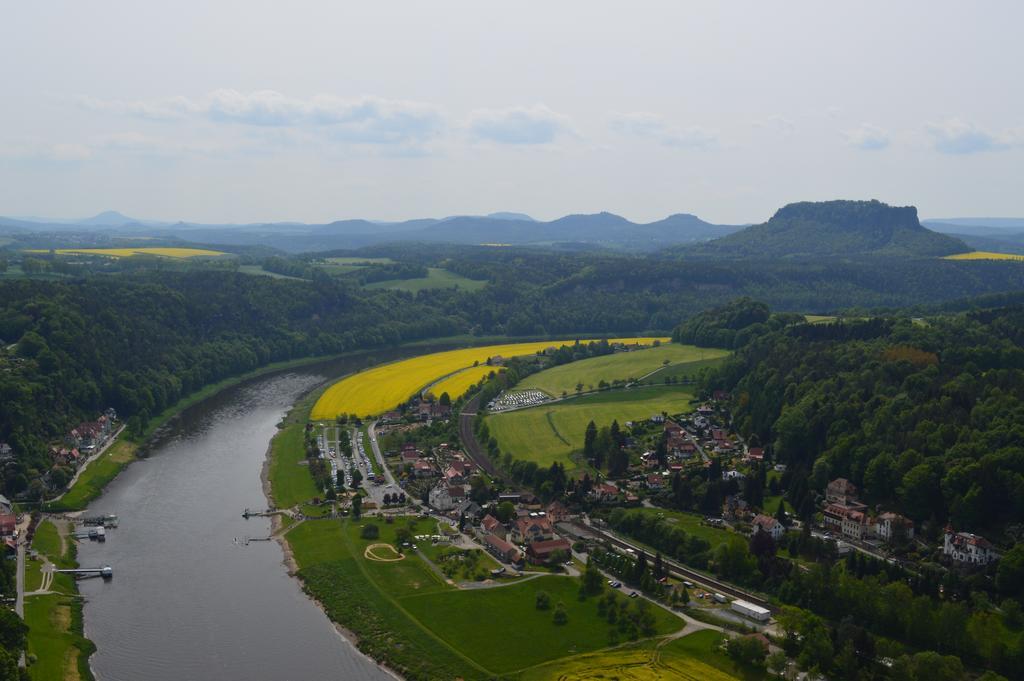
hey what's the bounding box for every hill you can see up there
[685,199,969,258]
[0,211,742,253]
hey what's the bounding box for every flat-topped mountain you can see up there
[686,199,969,258]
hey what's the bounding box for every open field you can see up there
[520,344,725,397]
[25,594,94,681]
[625,508,747,553]
[943,251,1024,261]
[287,517,683,679]
[325,256,395,265]
[311,338,669,419]
[804,314,837,324]
[487,385,695,469]
[639,357,730,385]
[518,630,750,681]
[364,267,488,292]
[30,247,228,258]
[401,576,682,674]
[236,264,305,280]
[268,388,325,508]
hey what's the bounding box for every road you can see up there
[366,421,397,487]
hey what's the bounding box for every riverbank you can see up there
[23,519,95,681]
[47,351,369,512]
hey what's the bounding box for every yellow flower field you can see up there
[426,365,504,401]
[32,247,227,258]
[943,251,1024,261]
[311,338,668,419]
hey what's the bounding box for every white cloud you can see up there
[81,90,446,145]
[843,124,890,150]
[925,118,1014,155]
[465,104,576,145]
[609,112,718,150]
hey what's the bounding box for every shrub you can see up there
[535,590,551,610]
[360,524,380,539]
[553,602,568,625]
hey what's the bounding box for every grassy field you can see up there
[401,576,681,674]
[236,264,305,280]
[268,389,324,508]
[25,595,95,681]
[364,267,488,293]
[639,357,730,385]
[518,630,750,681]
[518,344,725,397]
[287,517,683,679]
[26,520,93,681]
[311,338,668,419]
[626,508,747,553]
[486,385,695,469]
[30,247,228,258]
[943,251,1024,261]
[325,257,394,265]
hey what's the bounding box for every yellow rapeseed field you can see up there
[944,251,1024,262]
[426,365,504,401]
[34,247,227,258]
[311,337,668,419]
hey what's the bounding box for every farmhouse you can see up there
[527,538,572,564]
[0,514,14,537]
[413,460,435,478]
[483,533,522,564]
[745,447,764,463]
[943,527,1000,566]
[593,483,619,501]
[751,514,785,541]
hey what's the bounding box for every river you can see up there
[75,355,411,681]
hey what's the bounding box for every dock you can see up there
[56,565,114,580]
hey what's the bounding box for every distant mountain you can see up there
[78,210,138,227]
[925,217,1024,230]
[685,200,969,258]
[0,209,742,253]
[486,212,534,221]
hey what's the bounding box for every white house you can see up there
[751,514,785,541]
[428,482,455,512]
[875,512,914,542]
[943,527,1000,566]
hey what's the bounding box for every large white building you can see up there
[428,482,455,512]
[943,526,1000,566]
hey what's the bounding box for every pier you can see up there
[56,565,114,580]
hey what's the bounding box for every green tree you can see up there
[583,562,604,596]
[351,494,362,520]
[997,543,1024,597]
[552,601,568,625]
[496,501,515,523]
[535,590,551,610]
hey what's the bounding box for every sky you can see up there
[1,1,1022,225]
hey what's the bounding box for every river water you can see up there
[76,353,422,681]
